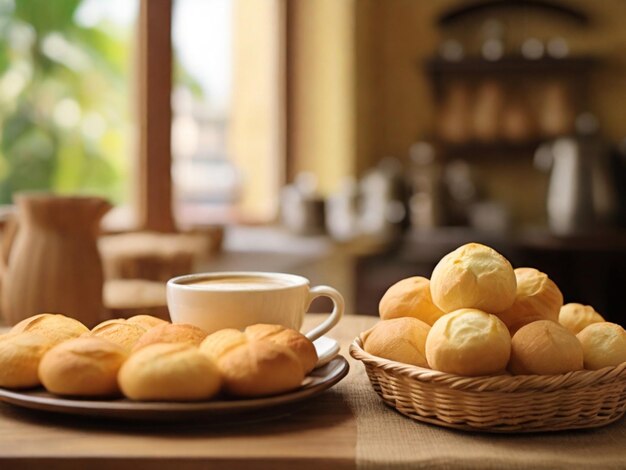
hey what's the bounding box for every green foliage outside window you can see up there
[0,0,132,204]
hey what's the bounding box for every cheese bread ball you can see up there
[362,317,430,368]
[378,276,445,326]
[425,308,511,376]
[496,268,563,334]
[559,303,605,335]
[577,322,626,370]
[509,320,583,375]
[430,243,516,314]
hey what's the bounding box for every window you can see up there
[0,0,137,208]
[172,0,238,225]
[0,0,285,231]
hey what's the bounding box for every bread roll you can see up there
[559,303,605,335]
[425,308,511,376]
[496,268,563,334]
[39,337,127,397]
[132,323,208,351]
[200,328,247,360]
[362,317,430,367]
[126,314,169,329]
[119,343,221,401]
[93,318,126,329]
[577,322,626,370]
[509,320,583,375]
[430,243,516,313]
[90,320,147,352]
[0,333,54,389]
[244,324,318,373]
[11,313,89,345]
[378,277,445,326]
[217,340,304,397]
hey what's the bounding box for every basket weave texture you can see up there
[350,337,626,433]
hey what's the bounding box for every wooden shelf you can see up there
[436,139,545,160]
[437,0,589,27]
[426,56,596,77]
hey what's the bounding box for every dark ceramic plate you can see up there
[0,356,349,422]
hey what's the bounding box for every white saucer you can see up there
[313,336,340,368]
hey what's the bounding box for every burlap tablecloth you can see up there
[333,315,626,470]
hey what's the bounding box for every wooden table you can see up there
[1,315,626,469]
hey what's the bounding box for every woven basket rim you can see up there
[350,336,626,393]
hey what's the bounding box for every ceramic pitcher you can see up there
[1,194,111,327]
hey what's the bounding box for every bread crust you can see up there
[39,337,128,397]
[119,343,221,401]
[244,324,318,374]
[11,313,89,346]
[509,320,583,375]
[132,323,208,351]
[218,340,304,397]
[0,332,54,389]
[362,317,430,367]
[430,243,516,314]
[425,308,511,376]
[378,277,445,326]
[577,322,626,370]
[496,268,563,334]
[559,303,605,335]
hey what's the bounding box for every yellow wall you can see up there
[231,0,284,221]
[288,0,357,195]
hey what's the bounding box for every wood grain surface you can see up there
[0,314,366,469]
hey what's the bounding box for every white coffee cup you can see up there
[166,271,344,341]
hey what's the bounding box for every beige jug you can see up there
[1,194,111,327]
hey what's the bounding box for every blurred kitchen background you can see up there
[1,0,626,325]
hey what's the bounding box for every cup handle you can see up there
[304,285,345,341]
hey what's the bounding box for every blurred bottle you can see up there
[443,159,479,226]
[473,81,504,142]
[501,93,535,142]
[325,176,360,241]
[538,81,575,137]
[437,82,472,144]
[280,172,326,235]
[358,157,408,239]
[408,142,445,229]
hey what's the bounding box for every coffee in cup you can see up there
[166,272,344,340]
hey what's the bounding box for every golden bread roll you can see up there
[199,328,247,361]
[11,313,89,345]
[90,321,147,352]
[425,308,511,376]
[39,337,127,397]
[244,324,318,373]
[496,268,563,334]
[577,322,626,370]
[430,243,516,314]
[559,303,605,335]
[132,323,208,351]
[93,318,126,329]
[362,317,430,367]
[119,343,221,401]
[126,314,169,329]
[378,276,445,326]
[217,340,304,397]
[0,332,54,389]
[509,320,583,375]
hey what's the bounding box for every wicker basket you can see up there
[350,337,626,433]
